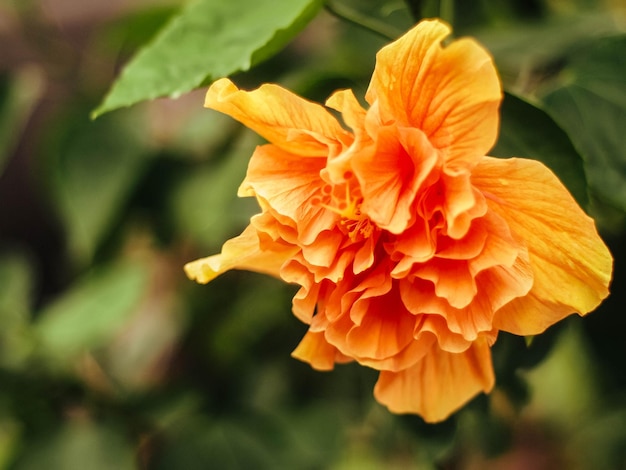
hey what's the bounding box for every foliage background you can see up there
[0,0,625,468]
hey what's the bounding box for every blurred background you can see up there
[0,0,625,468]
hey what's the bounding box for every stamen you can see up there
[318,178,374,240]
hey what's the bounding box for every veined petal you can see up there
[441,172,487,239]
[358,332,436,372]
[373,336,495,422]
[417,315,473,352]
[326,88,367,140]
[389,218,438,273]
[473,157,612,335]
[184,224,297,284]
[346,290,415,360]
[325,89,371,183]
[355,125,440,233]
[411,258,476,309]
[292,283,320,325]
[241,144,338,244]
[205,78,351,156]
[366,20,501,169]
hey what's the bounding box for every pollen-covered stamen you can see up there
[317,173,374,240]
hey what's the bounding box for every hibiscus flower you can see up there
[185,19,612,422]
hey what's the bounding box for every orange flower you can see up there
[185,19,612,422]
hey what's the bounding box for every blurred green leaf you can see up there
[0,251,35,369]
[170,129,259,249]
[153,417,279,470]
[0,251,32,322]
[571,406,626,470]
[492,92,588,207]
[12,421,135,470]
[45,110,148,263]
[0,416,21,468]
[0,67,44,177]
[522,323,601,428]
[92,0,324,118]
[155,97,239,159]
[100,5,179,54]
[540,35,626,212]
[35,260,148,366]
[457,408,511,458]
[475,12,624,87]
[273,405,344,469]
[211,277,292,364]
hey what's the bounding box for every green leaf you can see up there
[0,252,32,322]
[170,129,259,250]
[44,109,148,263]
[92,0,324,118]
[99,5,179,54]
[492,92,588,207]
[12,421,135,470]
[35,260,148,366]
[523,323,601,427]
[0,251,34,368]
[153,417,279,470]
[0,67,44,177]
[0,417,21,470]
[540,35,626,212]
[211,277,292,364]
[474,12,623,88]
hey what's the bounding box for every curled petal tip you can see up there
[184,256,221,284]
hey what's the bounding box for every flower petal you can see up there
[472,157,613,335]
[326,88,367,140]
[241,144,338,244]
[355,125,440,233]
[184,224,297,284]
[367,19,501,169]
[291,330,352,371]
[205,78,351,156]
[373,336,495,422]
[346,291,416,360]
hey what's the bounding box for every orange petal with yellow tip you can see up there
[366,19,501,169]
[373,336,495,423]
[205,78,351,156]
[291,330,352,371]
[184,224,297,284]
[472,157,613,335]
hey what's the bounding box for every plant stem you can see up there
[325,1,401,41]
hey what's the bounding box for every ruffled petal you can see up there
[472,157,613,335]
[366,19,501,169]
[441,172,487,239]
[411,258,476,309]
[184,224,297,284]
[324,89,371,182]
[373,336,495,422]
[326,88,367,135]
[291,330,352,371]
[346,291,416,361]
[241,144,338,244]
[354,125,441,233]
[205,78,351,156]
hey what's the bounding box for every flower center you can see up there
[317,174,374,241]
